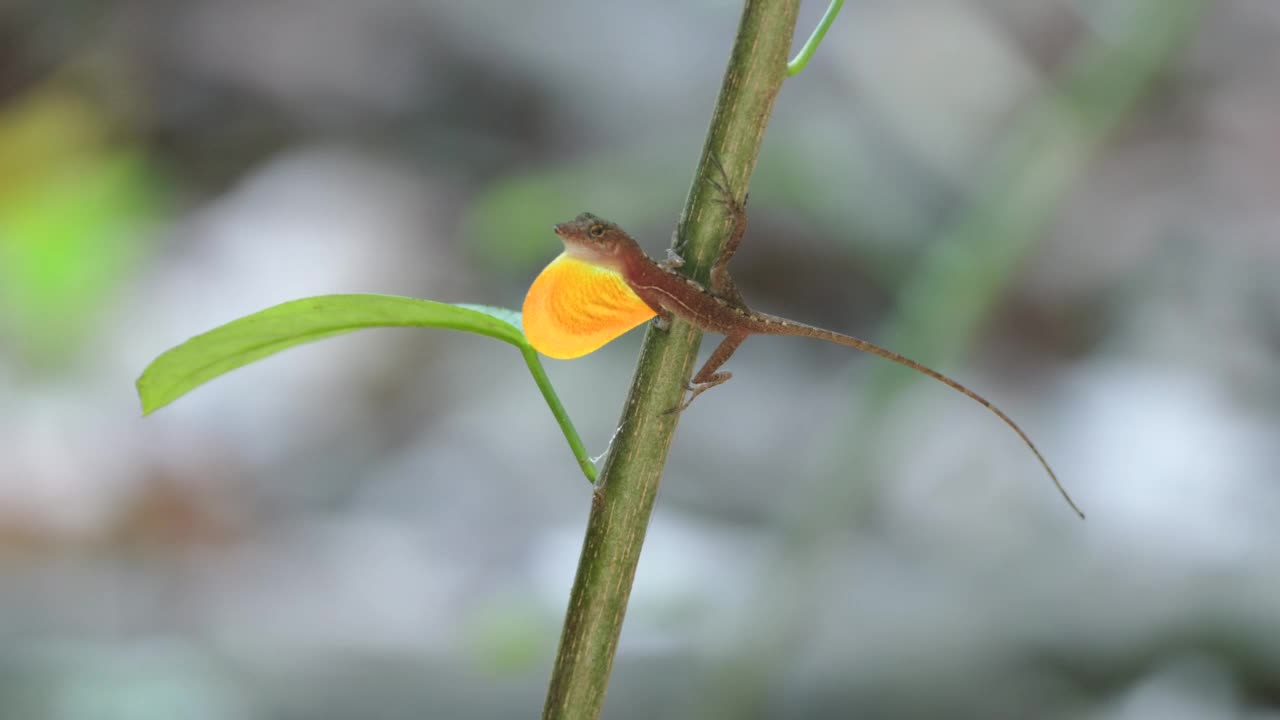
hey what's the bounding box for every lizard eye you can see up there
[588,224,606,239]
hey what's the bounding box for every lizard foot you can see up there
[664,372,733,415]
[662,247,685,269]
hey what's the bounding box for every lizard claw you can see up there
[707,153,731,189]
[664,248,685,268]
[662,382,698,416]
[702,154,746,221]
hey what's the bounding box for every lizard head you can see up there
[553,212,638,269]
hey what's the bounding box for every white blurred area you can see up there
[0,1,1278,718]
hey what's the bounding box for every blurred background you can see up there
[1,0,1277,718]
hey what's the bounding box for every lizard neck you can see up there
[616,243,662,279]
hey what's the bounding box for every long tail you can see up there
[758,314,1085,519]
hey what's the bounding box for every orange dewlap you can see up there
[522,253,656,359]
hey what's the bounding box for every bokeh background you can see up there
[2,0,1277,718]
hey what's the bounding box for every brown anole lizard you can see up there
[521,174,1084,519]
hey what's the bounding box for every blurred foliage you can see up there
[463,146,688,274]
[0,83,164,365]
[866,0,1207,406]
[465,597,554,674]
[797,0,1210,528]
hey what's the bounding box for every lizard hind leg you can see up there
[666,334,746,414]
[670,371,733,414]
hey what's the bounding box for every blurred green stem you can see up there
[862,0,1207,414]
[697,1,1206,715]
[541,2,800,718]
[786,0,844,76]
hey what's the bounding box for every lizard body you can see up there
[521,193,1084,518]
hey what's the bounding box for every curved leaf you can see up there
[137,293,597,482]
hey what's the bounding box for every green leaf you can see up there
[137,294,598,482]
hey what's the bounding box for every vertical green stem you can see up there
[541,2,800,718]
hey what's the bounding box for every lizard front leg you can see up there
[659,247,685,271]
[703,155,748,303]
[652,308,675,332]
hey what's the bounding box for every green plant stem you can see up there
[541,2,800,718]
[786,0,843,76]
[521,346,598,483]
